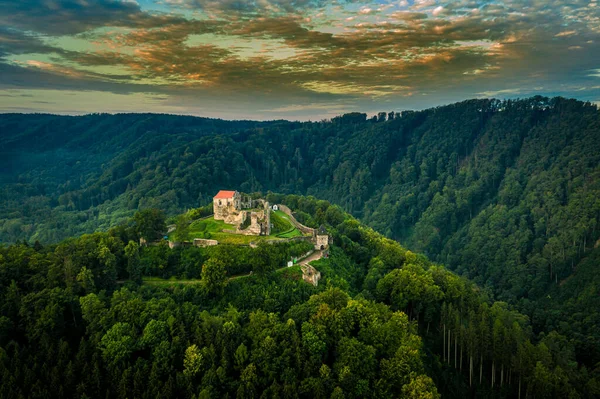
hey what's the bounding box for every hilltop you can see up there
[154,189,331,286]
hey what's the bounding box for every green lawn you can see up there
[212,232,284,245]
[277,229,303,238]
[189,217,235,236]
[168,211,306,245]
[272,210,304,238]
[273,210,291,222]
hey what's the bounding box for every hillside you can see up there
[1,198,597,398]
[1,96,599,371]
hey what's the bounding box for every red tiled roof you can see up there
[214,190,237,199]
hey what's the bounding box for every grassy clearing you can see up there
[211,232,290,245]
[277,265,303,280]
[143,276,202,286]
[167,217,235,241]
[142,263,306,288]
[273,210,291,222]
[189,218,235,236]
[270,210,292,233]
[272,210,304,238]
[277,229,303,238]
[169,212,306,245]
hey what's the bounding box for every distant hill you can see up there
[1,96,599,371]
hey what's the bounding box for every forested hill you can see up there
[1,199,598,398]
[1,96,600,370]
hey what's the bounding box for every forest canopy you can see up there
[1,198,597,398]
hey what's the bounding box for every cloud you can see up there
[0,61,162,95]
[163,0,359,14]
[0,0,185,35]
[0,0,599,118]
[555,31,577,37]
[266,103,349,112]
[432,6,444,16]
[0,28,68,58]
[476,88,524,97]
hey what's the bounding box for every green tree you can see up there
[173,214,191,242]
[99,322,136,368]
[234,343,249,371]
[201,258,228,295]
[124,240,141,283]
[76,267,95,293]
[133,209,166,242]
[183,344,203,379]
[401,374,440,399]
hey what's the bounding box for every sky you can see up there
[0,0,599,120]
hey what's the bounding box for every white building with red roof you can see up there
[213,190,271,235]
[213,190,241,223]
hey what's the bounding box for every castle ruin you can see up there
[315,225,331,250]
[213,190,271,236]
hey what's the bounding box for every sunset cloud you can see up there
[0,0,599,119]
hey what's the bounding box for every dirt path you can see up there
[229,250,324,280]
[132,250,326,286]
[298,250,324,266]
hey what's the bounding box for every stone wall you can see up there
[240,195,253,209]
[256,236,313,246]
[315,234,330,250]
[168,240,192,249]
[277,204,315,235]
[301,264,321,286]
[234,201,270,236]
[193,238,218,247]
[264,200,271,235]
[240,197,269,210]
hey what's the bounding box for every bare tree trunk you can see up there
[518,375,521,399]
[460,344,463,372]
[470,355,473,387]
[443,325,446,362]
[492,361,495,388]
[448,330,451,365]
[480,354,483,385]
[501,364,504,387]
[455,335,458,369]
